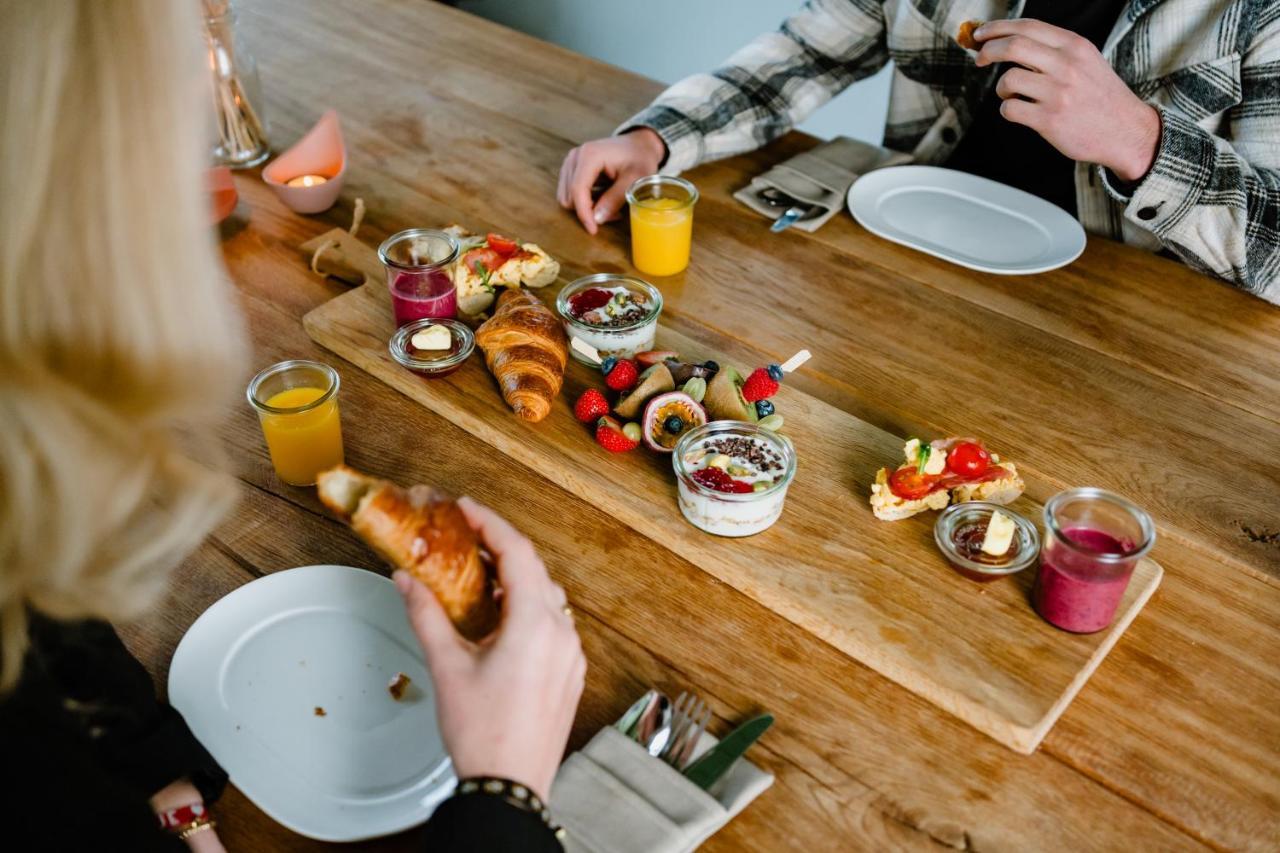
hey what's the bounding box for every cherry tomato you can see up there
[946,441,990,478]
[486,233,519,256]
[888,466,940,500]
[464,247,505,277]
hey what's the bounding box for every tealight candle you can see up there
[286,174,328,188]
[262,110,346,214]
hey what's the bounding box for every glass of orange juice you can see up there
[247,360,344,486]
[626,175,698,277]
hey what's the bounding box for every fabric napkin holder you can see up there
[550,725,773,853]
[735,135,913,232]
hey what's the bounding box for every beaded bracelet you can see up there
[455,777,566,842]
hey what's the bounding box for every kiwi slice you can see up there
[614,362,675,419]
[704,366,757,422]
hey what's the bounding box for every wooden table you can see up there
[120,1,1280,849]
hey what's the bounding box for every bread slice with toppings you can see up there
[869,439,1025,521]
[444,225,560,316]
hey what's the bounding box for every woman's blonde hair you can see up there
[0,1,248,688]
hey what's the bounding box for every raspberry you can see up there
[574,388,610,422]
[691,467,753,493]
[604,359,639,392]
[741,367,780,402]
[569,288,612,319]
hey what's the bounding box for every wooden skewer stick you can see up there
[571,337,603,366]
[780,349,811,373]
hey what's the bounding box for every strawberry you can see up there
[595,416,638,452]
[636,350,679,367]
[604,358,639,392]
[574,388,610,422]
[741,366,781,402]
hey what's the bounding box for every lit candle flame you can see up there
[286,174,328,188]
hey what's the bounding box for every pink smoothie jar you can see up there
[1033,488,1155,633]
[378,228,460,327]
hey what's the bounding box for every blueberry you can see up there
[755,400,775,418]
[664,415,684,434]
[767,364,784,381]
[601,356,617,375]
[703,360,719,372]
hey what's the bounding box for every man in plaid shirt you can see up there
[558,0,1279,302]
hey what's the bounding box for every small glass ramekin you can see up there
[671,422,797,537]
[556,273,663,364]
[388,318,475,378]
[933,501,1040,582]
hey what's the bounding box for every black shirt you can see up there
[0,615,562,851]
[945,0,1127,215]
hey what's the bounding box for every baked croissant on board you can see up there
[317,465,499,641]
[474,287,567,423]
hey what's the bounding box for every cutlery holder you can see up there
[550,726,772,853]
[734,135,912,232]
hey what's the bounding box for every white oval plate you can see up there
[847,165,1087,274]
[169,565,453,842]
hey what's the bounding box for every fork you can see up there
[660,691,711,770]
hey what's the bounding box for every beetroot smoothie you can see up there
[1033,528,1134,633]
[1034,488,1155,634]
[390,269,457,326]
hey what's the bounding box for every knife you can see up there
[682,713,774,790]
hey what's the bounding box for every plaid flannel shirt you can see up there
[623,0,1280,302]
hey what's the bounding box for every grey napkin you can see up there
[735,136,913,232]
[550,726,773,853]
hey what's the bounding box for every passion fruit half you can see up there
[641,391,707,453]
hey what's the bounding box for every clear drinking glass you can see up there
[378,229,460,327]
[203,0,271,168]
[1033,488,1155,633]
[626,175,698,276]
[247,360,344,486]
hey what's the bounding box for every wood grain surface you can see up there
[118,0,1280,850]
[303,232,1165,754]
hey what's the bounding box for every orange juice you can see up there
[630,197,694,276]
[258,386,344,486]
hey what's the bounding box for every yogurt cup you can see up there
[672,422,796,537]
[556,274,662,364]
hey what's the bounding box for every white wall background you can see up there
[458,0,892,144]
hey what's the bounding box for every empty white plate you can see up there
[169,565,453,842]
[847,165,1086,274]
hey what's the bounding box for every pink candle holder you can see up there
[263,109,346,214]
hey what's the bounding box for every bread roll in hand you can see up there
[317,465,499,640]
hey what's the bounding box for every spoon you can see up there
[643,696,674,757]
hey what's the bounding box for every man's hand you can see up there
[557,128,667,234]
[974,19,1161,182]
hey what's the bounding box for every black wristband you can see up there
[454,777,565,842]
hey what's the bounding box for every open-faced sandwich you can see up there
[444,225,560,317]
[870,437,1023,521]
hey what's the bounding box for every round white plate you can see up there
[169,565,453,842]
[847,165,1087,274]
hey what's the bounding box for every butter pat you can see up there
[981,510,1016,556]
[410,325,452,350]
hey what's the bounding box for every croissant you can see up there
[474,287,567,422]
[317,465,499,640]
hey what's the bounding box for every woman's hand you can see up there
[557,128,667,234]
[150,780,226,852]
[395,497,586,802]
[975,18,1161,182]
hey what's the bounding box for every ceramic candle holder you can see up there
[206,166,237,224]
[263,109,346,214]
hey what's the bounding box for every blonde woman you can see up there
[1,3,583,850]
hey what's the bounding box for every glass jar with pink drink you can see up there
[378,228,460,327]
[1033,488,1156,633]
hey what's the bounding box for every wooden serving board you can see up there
[301,231,1162,754]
